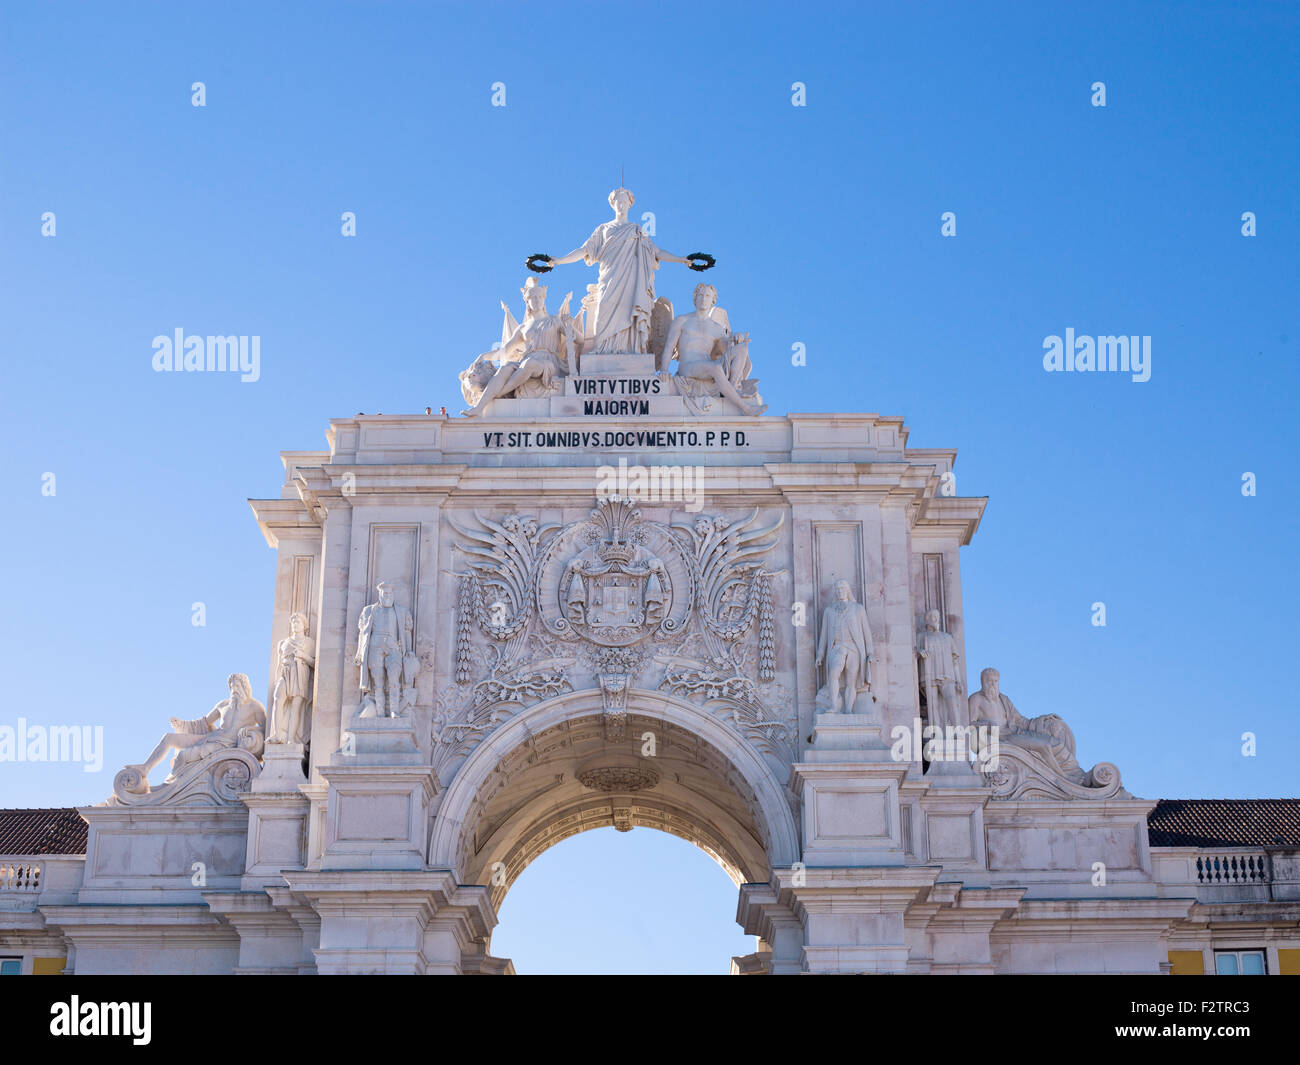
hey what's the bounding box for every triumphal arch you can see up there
[10,188,1300,975]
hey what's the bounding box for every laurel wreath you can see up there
[529,251,712,272]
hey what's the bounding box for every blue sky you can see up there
[2,1,1297,973]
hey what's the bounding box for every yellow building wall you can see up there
[1168,950,1204,975]
[1278,949,1300,976]
[32,957,65,975]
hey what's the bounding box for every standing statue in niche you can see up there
[270,611,315,745]
[917,609,964,729]
[539,187,703,354]
[814,580,876,713]
[355,581,416,718]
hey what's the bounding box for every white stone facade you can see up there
[4,395,1297,975]
[4,235,1298,974]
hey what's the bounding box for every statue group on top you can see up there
[458,187,764,417]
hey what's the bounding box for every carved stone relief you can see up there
[435,497,792,770]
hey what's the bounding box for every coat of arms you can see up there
[444,496,788,759]
[556,498,673,646]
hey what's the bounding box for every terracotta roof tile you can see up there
[0,808,88,855]
[1147,799,1300,848]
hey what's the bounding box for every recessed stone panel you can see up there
[927,813,976,861]
[812,785,892,842]
[336,792,411,842]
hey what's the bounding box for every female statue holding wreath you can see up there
[539,187,704,355]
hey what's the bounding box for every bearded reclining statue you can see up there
[967,667,1127,800]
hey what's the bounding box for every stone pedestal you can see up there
[203,891,313,974]
[578,352,656,376]
[282,870,494,974]
[903,883,1025,973]
[256,742,308,787]
[915,772,989,875]
[1269,849,1300,902]
[317,718,437,871]
[75,804,250,904]
[777,714,943,972]
[792,713,910,866]
[735,882,805,974]
[775,864,942,974]
[240,743,311,889]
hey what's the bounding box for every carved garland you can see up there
[456,574,475,684]
[756,572,776,681]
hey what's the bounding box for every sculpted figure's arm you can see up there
[354,608,370,665]
[547,228,603,269]
[549,234,690,269]
[659,317,684,373]
[654,247,692,266]
[860,606,876,667]
[490,323,527,360]
[169,710,215,734]
[546,248,587,268]
[1002,694,1028,732]
[201,702,224,730]
[203,699,233,738]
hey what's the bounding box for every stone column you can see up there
[307,494,354,773]
[735,882,804,974]
[782,712,941,972]
[303,494,352,867]
[318,719,437,871]
[283,870,494,974]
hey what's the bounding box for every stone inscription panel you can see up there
[986,824,1142,872]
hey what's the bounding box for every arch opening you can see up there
[428,690,800,971]
[453,710,776,906]
[490,825,756,974]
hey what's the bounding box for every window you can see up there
[1214,950,1267,975]
[0,958,22,976]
